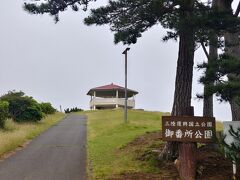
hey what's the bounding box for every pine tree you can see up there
[199,0,240,121]
[222,0,240,122]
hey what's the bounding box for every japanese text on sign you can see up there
[162,116,216,143]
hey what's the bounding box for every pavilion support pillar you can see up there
[133,95,135,108]
[93,91,96,110]
[116,90,119,108]
[90,95,93,110]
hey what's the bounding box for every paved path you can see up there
[0,114,87,180]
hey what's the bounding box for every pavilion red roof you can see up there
[87,83,138,96]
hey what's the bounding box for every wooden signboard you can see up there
[162,116,216,143]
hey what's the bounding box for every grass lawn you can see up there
[83,109,224,179]
[0,112,65,159]
[83,109,169,179]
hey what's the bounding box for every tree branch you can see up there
[234,1,240,16]
[200,40,210,60]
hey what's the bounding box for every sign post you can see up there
[162,116,216,143]
[162,115,216,180]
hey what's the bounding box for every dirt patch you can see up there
[125,131,163,147]
[112,131,179,180]
[196,146,240,180]
[0,140,31,161]
[111,131,239,180]
[110,172,177,180]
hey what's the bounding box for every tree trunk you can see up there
[229,97,240,121]
[203,41,217,117]
[203,91,213,117]
[225,32,240,122]
[203,6,218,150]
[171,31,195,117]
[215,0,232,11]
[203,0,219,151]
[178,142,197,180]
[203,36,218,150]
[159,30,195,160]
[159,0,195,161]
[226,34,240,121]
[203,0,222,118]
[175,106,197,180]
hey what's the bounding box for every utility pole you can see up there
[122,47,130,123]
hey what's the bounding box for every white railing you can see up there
[90,98,135,108]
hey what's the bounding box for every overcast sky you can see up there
[0,1,239,121]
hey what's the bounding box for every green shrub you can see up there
[0,91,43,122]
[64,107,83,113]
[221,125,240,166]
[17,104,44,122]
[40,102,56,115]
[0,101,9,128]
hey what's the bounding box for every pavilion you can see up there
[87,83,138,110]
